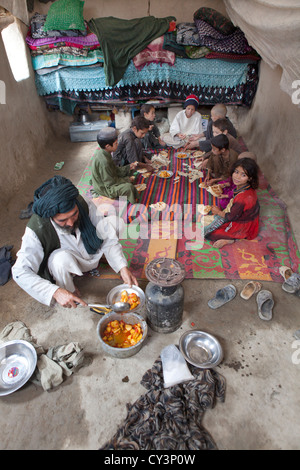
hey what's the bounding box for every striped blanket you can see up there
[78,145,300,282]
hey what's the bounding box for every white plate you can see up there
[158,170,173,179]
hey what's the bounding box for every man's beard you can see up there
[52,217,80,234]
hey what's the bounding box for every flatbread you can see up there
[135,183,146,192]
[207,184,223,198]
[150,201,167,211]
[198,204,212,215]
[192,150,205,158]
[159,151,168,157]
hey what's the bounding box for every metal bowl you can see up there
[106,284,145,313]
[179,330,223,369]
[0,340,37,396]
[97,311,148,358]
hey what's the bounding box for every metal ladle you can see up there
[88,301,131,314]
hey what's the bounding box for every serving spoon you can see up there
[88,301,131,314]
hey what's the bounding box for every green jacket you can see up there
[91,148,137,203]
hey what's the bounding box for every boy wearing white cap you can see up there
[161,94,203,149]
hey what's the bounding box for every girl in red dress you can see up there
[205,157,260,249]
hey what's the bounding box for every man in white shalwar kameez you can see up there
[162,95,203,149]
[12,176,137,309]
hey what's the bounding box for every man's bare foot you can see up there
[213,239,235,249]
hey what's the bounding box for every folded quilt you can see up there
[195,19,252,55]
[31,48,104,71]
[26,28,100,49]
[133,35,175,70]
[176,22,202,46]
[30,12,88,38]
[88,15,176,87]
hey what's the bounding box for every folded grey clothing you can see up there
[101,355,226,450]
[0,321,84,391]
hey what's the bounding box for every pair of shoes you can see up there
[240,281,262,300]
[241,281,273,321]
[208,284,236,309]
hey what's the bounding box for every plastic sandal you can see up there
[208,284,236,309]
[240,281,262,300]
[256,290,274,321]
[282,273,300,294]
[279,266,293,281]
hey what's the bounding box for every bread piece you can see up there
[198,204,212,215]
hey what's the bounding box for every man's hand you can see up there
[119,267,139,287]
[52,287,87,308]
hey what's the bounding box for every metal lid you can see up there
[145,258,185,287]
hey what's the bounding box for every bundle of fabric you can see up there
[101,355,226,450]
[193,7,255,57]
[133,35,175,71]
[88,15,176,87]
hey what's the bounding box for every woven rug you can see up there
[77,146,300,282]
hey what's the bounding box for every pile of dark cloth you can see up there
[0,245,14,286]
[101,356,226,450]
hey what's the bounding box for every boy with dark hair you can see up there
[91,127,138,204]
[140,103,166,149]
[112,116,152,168]
[212,118,243,155]
[204,134,238,186]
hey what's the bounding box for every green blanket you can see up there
[88,15,176,87]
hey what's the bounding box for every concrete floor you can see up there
[0,136,300,450]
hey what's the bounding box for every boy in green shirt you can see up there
[91,127,138,204]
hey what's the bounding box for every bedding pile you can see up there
[25,2,260,114]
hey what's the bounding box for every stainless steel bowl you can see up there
[0,340,37,396]
[179,330,223,369]
[97,311,148,359]
[106,284,145,313]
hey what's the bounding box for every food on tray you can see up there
[135,183,146,192]
[198,204,212,215]
[159,170,171,178]
[120,290,140,310]
[150,201,167,211]
[102,319,143,348]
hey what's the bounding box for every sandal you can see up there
[208,284,236,309]
[282,273,300,294]
[240,281,262,300]
[256,290,274,321]
[279,265,293,281]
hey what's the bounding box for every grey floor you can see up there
[0,137,299,450]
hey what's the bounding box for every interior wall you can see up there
[0,17,53,207]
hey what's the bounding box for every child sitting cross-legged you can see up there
[204,157,260,249]
[91,127,138,204]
